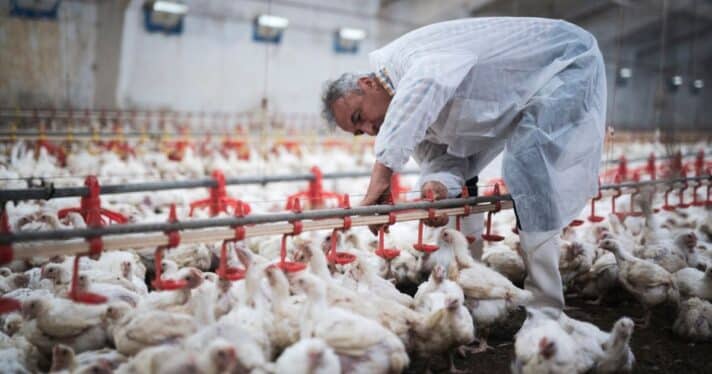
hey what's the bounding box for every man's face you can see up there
[331,77,391,136]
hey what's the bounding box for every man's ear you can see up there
[357,76,375,91]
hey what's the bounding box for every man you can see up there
[321,17,606,319]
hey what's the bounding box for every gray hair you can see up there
[321,72,375,129]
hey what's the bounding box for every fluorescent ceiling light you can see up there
[671,75,683,86]
[693,79,704,89]
[153,1,187,15]
[257,14,289,29]
[618,67,632,79]
[339,27,366,41]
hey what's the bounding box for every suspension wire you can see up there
[652,0,672,164]
[261,0,273,150]
[666,0,681,159]
[688,0,702,135]
[603,3,626,182]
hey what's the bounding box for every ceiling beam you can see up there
[378,0,494,26]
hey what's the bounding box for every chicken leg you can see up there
[383,259,395,280]
[458,327,493,355]
[448,350,469,373]
[585,296,604,305]
[458,337,494,355]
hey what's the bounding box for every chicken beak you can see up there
[446,297,460,311]
[226,347,237,361]
[308,349,325,368]
[538,337,556,359]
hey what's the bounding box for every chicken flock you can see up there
[1,140,711,373]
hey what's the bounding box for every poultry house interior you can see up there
[1,0,711,373]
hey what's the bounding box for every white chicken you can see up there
[115,344,184,374]
[634,190,693,273]
[513,310,635,373]
[118,261,149,296]
[600,238,679,327]
[576,252,619,304]
[294,272,410,373]
[136,267,204,311]
[263,265,302,353]
[673,267,712,300]
[220,248,275,359]
[559,313,635,373]
[104,301,198,356]
[347,255,414,307]
[41,260,136,295]
[672,297,712,342]
[91,251,147,281]
[698,213,712,243]
[390,248,423,285]
[512,311,579,374]
[2,313,23,336]
[0,272,29,293]
[559,240,595,289]
[23,266,54,290]
[633,231,696,273]
[482,241,526,285]
[50,344,126,373]
[296,240,420,347]
[194,338,242,374]
[20,297,106,339]
[421,226,457,275]
[40,262,73,289]
[412,264,474,373]
[19,300,109,356]
[0,330,42,373]
[275,338,341,374]
[164,243,212,271]
[183,321,271,373]
[76,274,142,307]
[179,272,219,325]
[597,317,636,373]
[440,228,532,351]
[686,242,711,271]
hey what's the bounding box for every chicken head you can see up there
[203,338,238,373]
[20,298,44,320]
[50,344,76,372]
[178,267,204,289]
[41,263,68,285]
[2,313,23,336]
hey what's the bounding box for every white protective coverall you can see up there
[369,17,607,318]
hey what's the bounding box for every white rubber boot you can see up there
[519,229,564,320]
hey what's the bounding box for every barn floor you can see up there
[404,290,712,373]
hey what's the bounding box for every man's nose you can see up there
[364,122,376,135]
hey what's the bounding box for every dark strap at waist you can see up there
[465,176,479,197]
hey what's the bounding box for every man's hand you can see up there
[361,162,394,235]
[421,181,449,227]
[360,161,393,206]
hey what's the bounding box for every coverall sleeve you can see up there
[374,52,477,172]
[414,140,468,198]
